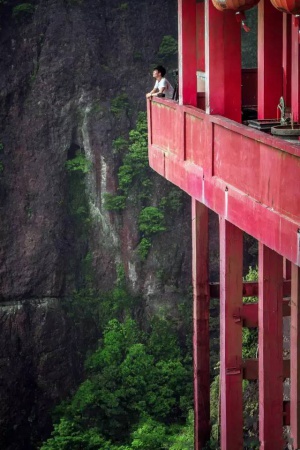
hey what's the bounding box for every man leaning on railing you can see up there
[146,65,174,99]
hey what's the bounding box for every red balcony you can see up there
[147,98,300,265]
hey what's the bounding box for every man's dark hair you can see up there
[154,65,166,77]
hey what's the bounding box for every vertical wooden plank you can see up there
[192,198,210,449]
[282,14,291,108]
[257,0,283,119]
[291,263,300,449]
[258,243,283,449]
[283,258,291,280]
[196,2,205,72]
[291,17,300,123]
[219,217,243,450]
[205,2,241,122]
[178,0,197,106]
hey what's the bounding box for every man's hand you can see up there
[146,93,152,99]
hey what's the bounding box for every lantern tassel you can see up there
[236,11,251,32]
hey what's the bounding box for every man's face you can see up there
[153,70,160,79]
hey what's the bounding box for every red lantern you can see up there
[211,0,260,31]
[211,0,260,12]
[270,0,300,14]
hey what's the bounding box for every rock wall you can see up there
[0,1,193,447]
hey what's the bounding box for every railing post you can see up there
[291,263,300,449]
[205,2,241,122]
[219,217,243,450]
[192,199,210,449]
[178,0,197,106]
[258,243,283,449]
[257,0,283,119]
[291,16,300,123]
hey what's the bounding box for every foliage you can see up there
[111,94,130,117]
[158,35,178,59]
[12,3,35,19]
[0,161,3,173]
[169,410,194,450]
[103,193,127,211]
[242,266,258,359]
[138,206,166,236]
[65,151,91,174]
[41,317,193,450]
[138,237,151,260]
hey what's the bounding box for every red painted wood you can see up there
[257,0,283,119]
[283,258,292,280]
[291,263,300,449]
[258,244,283,450]
[219,218,243,450]
[205,2,241,122]
[192,199,210,449]
[147,99,300,265]
[196,2,205,72]
[243,358,290,380]
[210,280,291,298]
[178,0,197,106]
[283,15,291,108]
[291,16,300,123]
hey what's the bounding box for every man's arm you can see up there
[146,87,159,99]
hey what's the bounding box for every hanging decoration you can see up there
[211,0,260,31]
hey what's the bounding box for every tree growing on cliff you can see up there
[41,317,193,450]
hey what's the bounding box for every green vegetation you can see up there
[65,151,91,174]
[110,94,131,117]
[12,3,35,19]
[158,35,178,60]
[104,113,178,260]
[41,313,193,450]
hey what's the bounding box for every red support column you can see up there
[257,0,283,119]
[283,14,291,108]
[205,2,241,122]
[291,263,300,449]
[219,217,243,450]
[196,2,205,72]
[291,17,300,123]
[258,243,283,450]
[192,199,210,449]
[178,0,197,106]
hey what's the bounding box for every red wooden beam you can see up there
[178,0,197,106]
[283,258,292,281]
[192,199,210,449]
[243,358,290,380]
[290,263,300,449]
[196,2,205,72]
[204,3,241,122]
[209,280,291,298]
[257,0,283,119]
[259,244,283,450]
[220,218,243,450]
[283,401,290,427]
[282,14,291,108]
[291,17,300,123]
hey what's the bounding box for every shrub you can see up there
[12,3,35,19]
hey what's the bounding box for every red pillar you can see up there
[178,0,197,106]
[192,199,210,449]
[283,14,291,108]
[257,0,283,119]
[291,17,300,123]
[258,243,283,449]
[291,263,300,449]
[219,217,243,450]
[205,2,241,122]
[196,2,205,72]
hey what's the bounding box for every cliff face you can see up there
[0,0,192,447]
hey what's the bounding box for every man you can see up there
[146,65,174,99]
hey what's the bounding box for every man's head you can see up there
[153,65,166,79]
